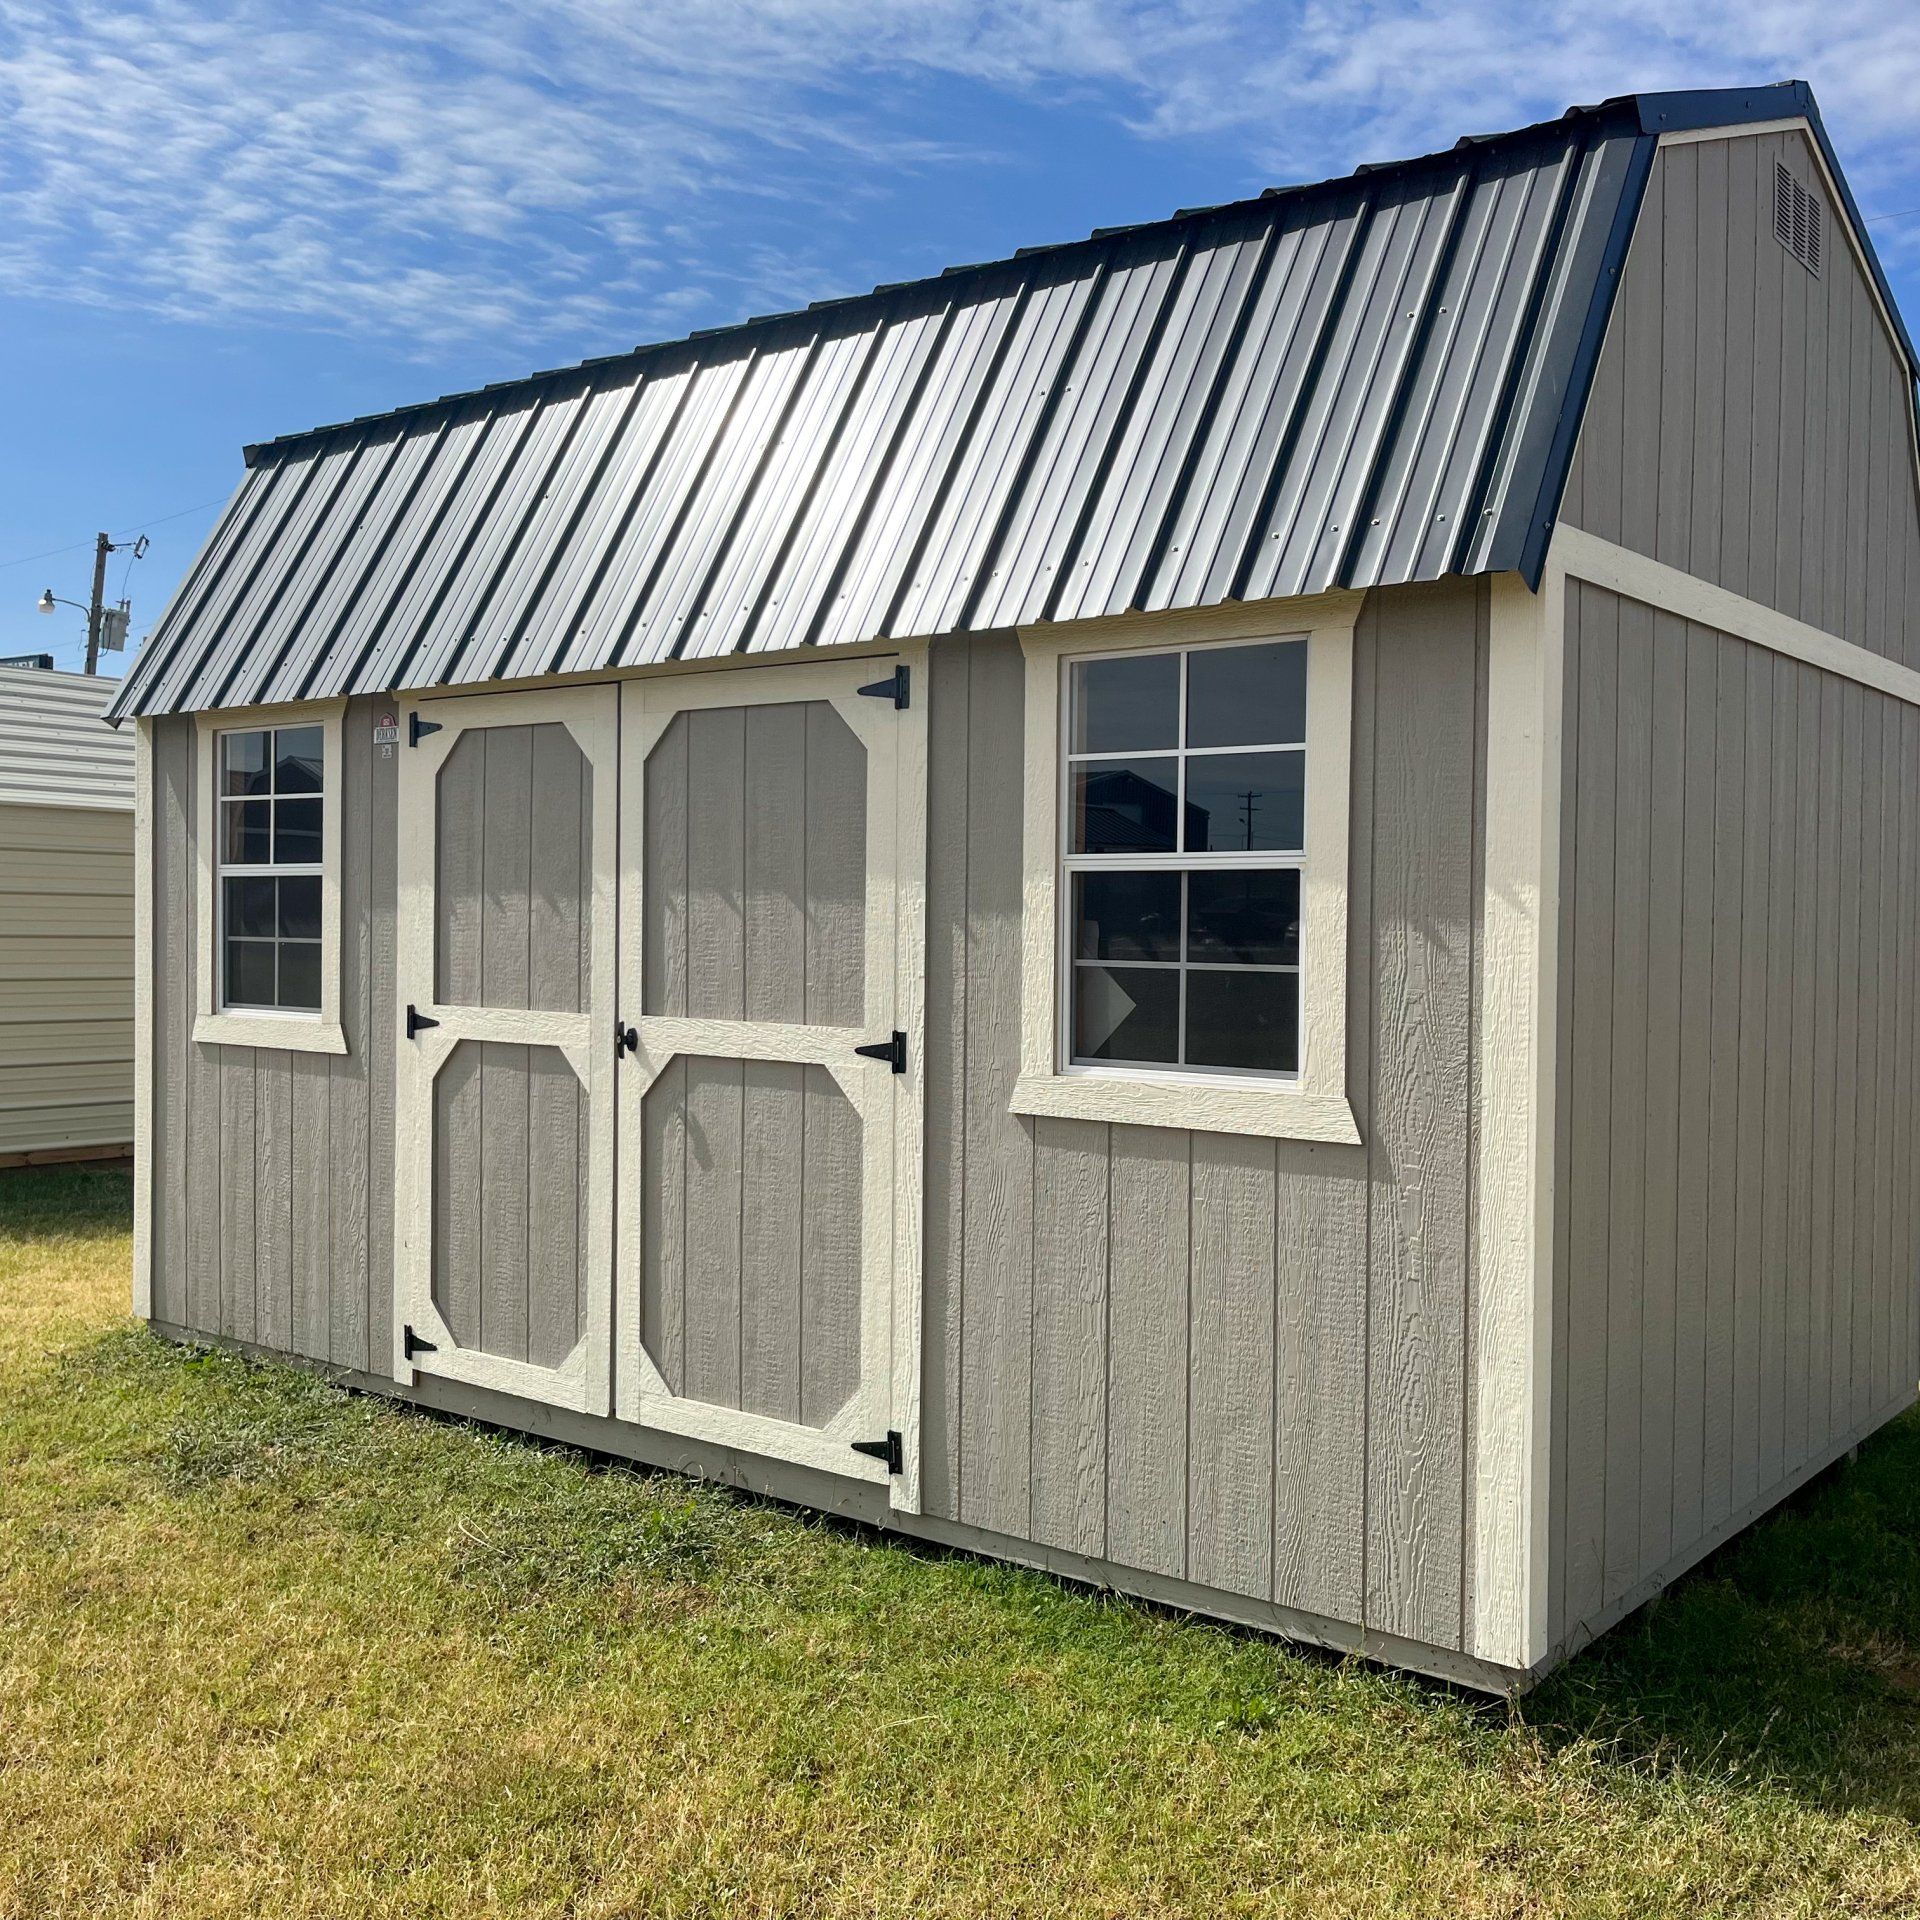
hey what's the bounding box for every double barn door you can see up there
[392,659,925,1509]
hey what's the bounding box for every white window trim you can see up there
[192,700,347,1055]
[1012,594,1362,1143]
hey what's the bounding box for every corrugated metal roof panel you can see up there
[0,668,135,810]
[112,95,1721,719]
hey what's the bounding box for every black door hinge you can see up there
[406,1004,440,1039]
[851,1430,903,1474]
[856,663,910,710]
[854,1030,906,1074]
[402,1324,437,1360]
[409,712,443,747]
[615,1019,638,1059]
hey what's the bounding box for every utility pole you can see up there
[42,532,147,674]
[84,532,110,677]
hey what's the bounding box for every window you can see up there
[1011,602,1359,1144]
[217,724,325,1011]
[193,702,346,1054]
[1065,639,1304,1076]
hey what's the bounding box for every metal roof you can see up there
[110,82,1858,721]
[0,667,135,809]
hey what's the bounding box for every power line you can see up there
[0,493,228,572]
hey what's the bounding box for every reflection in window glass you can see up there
[1069,652,1179,754]
[1070,757,1180,855]
[1183,750,1304,853]
[1187,868,1299,967]
[1072,964,1180,1065]
[1185,969,1298,1073]
[1186,638,1306,748]
[1063,637,1306,1077]
[1074,871,1180,962]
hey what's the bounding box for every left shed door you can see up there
[393,686,619,1413]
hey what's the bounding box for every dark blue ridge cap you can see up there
[1629,79,1810,135]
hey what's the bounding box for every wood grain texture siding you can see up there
[151,698,397,1371]
[923,585,1485,1649]
[1564,130,1920,666]
[1551,585,1920,1651]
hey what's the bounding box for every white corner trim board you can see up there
[1469,568,1563,1672]
[1552,525,1920,708]
[191,700,348,1055]
[1012,591,1364,1145]
[132,718,154,1319]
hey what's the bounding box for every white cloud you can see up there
[2,0,1918,354]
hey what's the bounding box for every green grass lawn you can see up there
[5,1167,1920,1917]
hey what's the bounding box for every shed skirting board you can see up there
[143,1320,1533,1695]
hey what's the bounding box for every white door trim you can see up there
[391,682,620,1414]
[613,647,928,1510]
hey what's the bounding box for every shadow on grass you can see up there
[0,1163,134,1243]
[1523,1408,1920,1821]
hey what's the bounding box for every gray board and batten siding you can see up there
[1561,127,1920,663]
[143,578,1501,1676]
[1552,579,1920,1659]
[1549,129,1920,1654]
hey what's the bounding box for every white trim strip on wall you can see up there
[1553,524,1920,708]
[1470,569,1562,1671]
[131,718,153,1319]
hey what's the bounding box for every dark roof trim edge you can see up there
[1515,131,1659,587]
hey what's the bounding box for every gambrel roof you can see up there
[109,80,1914,720]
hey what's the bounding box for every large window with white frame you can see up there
[1063,636,1306,1078]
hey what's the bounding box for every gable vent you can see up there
[1774,161,1822,276]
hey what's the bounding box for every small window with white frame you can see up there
[1063,637,1305,1078]
[216,724,325,1009]
[194,704,346,1053]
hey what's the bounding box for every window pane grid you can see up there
[1064,639,1306,1078]
[217,725,326,1014]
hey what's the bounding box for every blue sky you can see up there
[5,0,1920,677]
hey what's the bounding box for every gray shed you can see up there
[111,80,1920,1689]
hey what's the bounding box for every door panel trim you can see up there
[615,645,928,1510]
[392,683,619,1415]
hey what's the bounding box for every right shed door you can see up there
[614,657,926,1512]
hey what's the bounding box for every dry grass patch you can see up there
[4,1163,1920,1916]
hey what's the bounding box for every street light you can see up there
[33,534,148,673]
